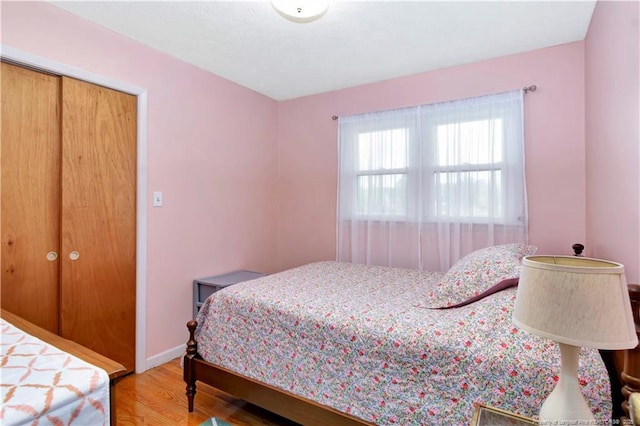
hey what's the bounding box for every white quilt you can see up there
[1,318,110,426]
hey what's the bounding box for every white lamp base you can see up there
[539,343,595,422]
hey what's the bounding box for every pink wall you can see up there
[4,0,636,362]
[585,0,640,283]
[1,1,279,357]
[277,42,587,272]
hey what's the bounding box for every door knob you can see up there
[69,251,80,260]
[46,251,58,261]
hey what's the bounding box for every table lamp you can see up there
[513,255,638,421]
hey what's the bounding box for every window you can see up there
[355,128,409,217]
[339,91,525,225]
[337,90,527,270]
[429,117,507,221]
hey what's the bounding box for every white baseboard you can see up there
[144,344,185,371]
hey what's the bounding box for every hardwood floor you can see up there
[115,358,299,425]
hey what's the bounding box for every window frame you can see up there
[350,123,415,220]
[423,113,511,224]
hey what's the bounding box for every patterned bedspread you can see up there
[195,261,611,424]
[1,318,110,426]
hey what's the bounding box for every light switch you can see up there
[153,191,163,207]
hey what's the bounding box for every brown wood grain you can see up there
[117,358,298,426]
[2,63,137,374]
[60,76,137,373]
[1,62,61,333]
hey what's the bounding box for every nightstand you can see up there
[471,404,537,425]
[193,270,266,318]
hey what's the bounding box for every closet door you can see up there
[60,76,137,372]
[1,62,61,333]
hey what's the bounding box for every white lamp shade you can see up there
[513,256,638,350]
[271,0,329,22]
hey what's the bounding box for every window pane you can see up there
[357,174,407,216]
[358,128,408,171]
[434,170,502,218]
[436,119,503,166]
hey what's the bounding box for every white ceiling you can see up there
[48,1,597,101]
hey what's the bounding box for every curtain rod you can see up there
[331,84,538,120]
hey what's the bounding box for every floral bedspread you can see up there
[1,318,110,425]
[195,261,611,424]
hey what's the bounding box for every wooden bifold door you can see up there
[1,62,137,373]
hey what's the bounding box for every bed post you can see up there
[621,284,640,420]
[601,348,625,420]
[184,320,199,412]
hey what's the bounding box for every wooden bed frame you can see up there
[183,285,640,425]
[1,309,127,426]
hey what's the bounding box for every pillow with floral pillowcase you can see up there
[417,243,538,309]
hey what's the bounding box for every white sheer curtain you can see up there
[337,90,527,272]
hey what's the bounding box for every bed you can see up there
[1,309,127,426]
[184,244,640,424]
